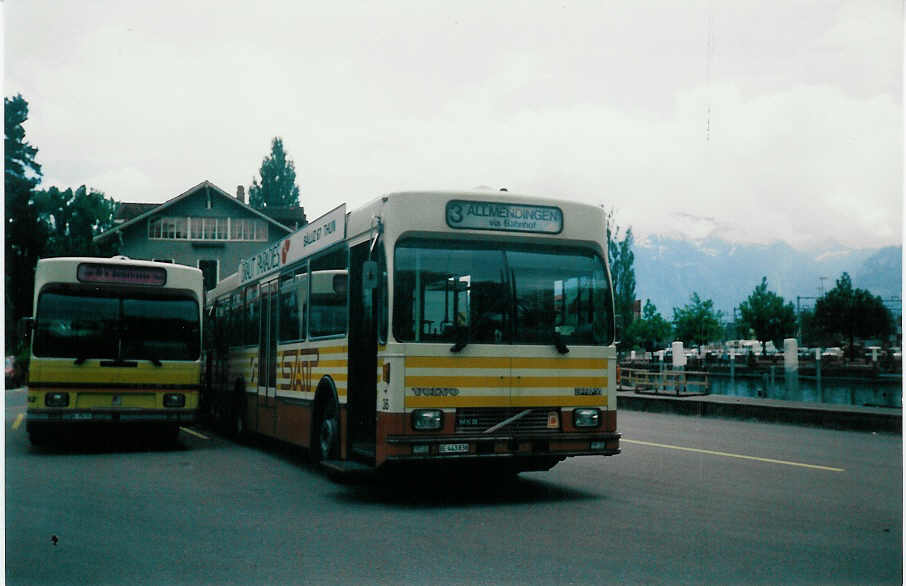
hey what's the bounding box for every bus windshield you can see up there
[394,238,614,346]
[34,288,200,361]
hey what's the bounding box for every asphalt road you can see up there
[5,387,902,585]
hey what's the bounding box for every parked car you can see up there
[821,347,844,359]
[5,356,18,388]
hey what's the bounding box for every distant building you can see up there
[93,180,306,290]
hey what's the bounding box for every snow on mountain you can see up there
[632,236,901,319]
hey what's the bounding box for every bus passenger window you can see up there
[246,291,259,346]
[279,280,301,342]
[310,271,347,337]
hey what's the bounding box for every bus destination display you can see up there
[77,263,167,286]
[446,200,563,234]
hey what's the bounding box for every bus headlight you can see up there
[45,392,69,407]
[412,409,443,431]
[163,393,186,408]
[573,408,601,428]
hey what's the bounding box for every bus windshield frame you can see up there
[33,285,201,362]
[393,238,614,347]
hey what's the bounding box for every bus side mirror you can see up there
[362,260,378,292]
[614,314,623,345]
[17,317,34,339]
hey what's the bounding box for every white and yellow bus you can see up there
[24,256,204,444]
[205,191,620,473]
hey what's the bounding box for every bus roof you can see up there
[227,190,608,294]
[34,256,204,301]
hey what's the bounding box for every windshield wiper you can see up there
[449,326,469,353]
[553,331,570,354]
[148,355,162,367]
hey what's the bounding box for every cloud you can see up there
[5,0,901,251]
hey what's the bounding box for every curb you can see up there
[617,391,902,433]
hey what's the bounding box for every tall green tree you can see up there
[625,300,673,351]
[737,277,797,355]
[35,185,118,256]
[605,209,636,346]
[798,307,831,348]
[5,94,46,347]
[673,292,723,347]
[813,272,893,359]
[249,137,301,209]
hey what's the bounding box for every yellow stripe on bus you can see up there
[29,360,200,385]
[405,375,607,388]
[312,345,347,355]
[314,360,348,368]
[406,356,607,370]
[404,395,608,408]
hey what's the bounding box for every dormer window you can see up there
[149,216,267,241]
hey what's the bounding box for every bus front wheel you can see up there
[28,424,50,447]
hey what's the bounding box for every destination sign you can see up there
[446,200,563,234]
[77,263,167,286]
[240,204,346,285]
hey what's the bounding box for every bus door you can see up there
[256,280,278,435]
[347,242,379,462]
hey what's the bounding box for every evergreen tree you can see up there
[35,185,118,257]
[737,277,797,355]
[5,94,46,348]
[814,272,893,359]
[625,300,673,351]
[249,137,301,209]
[672,292,723,347]
[605,209,636,346]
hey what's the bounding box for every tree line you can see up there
[7,92,894,359]
[5,94,302,352]
[610,240,896,360]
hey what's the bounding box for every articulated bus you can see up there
[24,256,204,444]
[205,191,620,473]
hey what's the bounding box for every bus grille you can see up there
[454,408,561,433]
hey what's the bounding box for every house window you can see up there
[230,218,268,241]
[148,217,188,239]
[151,216,266,241]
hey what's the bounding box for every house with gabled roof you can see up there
[93,180,306,290]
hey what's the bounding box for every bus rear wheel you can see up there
[311,391,339,465]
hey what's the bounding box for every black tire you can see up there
[160,424,181,446]
[28,424,51,447]
[231,381,247,441]
[311,389,339,465]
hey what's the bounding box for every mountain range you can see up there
[633,236,902,321]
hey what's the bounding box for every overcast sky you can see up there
[5,1,903,251]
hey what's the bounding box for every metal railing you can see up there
[620,367,710,397]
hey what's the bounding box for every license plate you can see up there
[438,443,469,455]
[72,413,93,420]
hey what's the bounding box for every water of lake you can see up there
[708,372,902,409]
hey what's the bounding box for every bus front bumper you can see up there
[26,409,197,426]
[382,432,621,465]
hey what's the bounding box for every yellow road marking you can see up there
[12,413,24,430]
[178,427,209,440]
[623,439,845,472]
